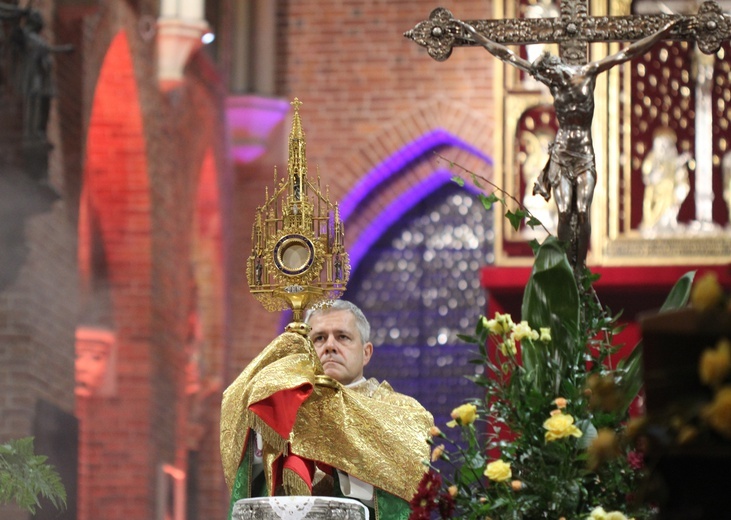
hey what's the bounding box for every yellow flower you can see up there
[499,338,516,356]
[588,507,607,519]
[691,272,724,311]
[430,444,445,462]
[543,412,583,442]
[447,403,477,427]
[485,312,514,335]
[511,321,539,342]
[484,459,511,482]
[539,327,551,342]
[447,485,458,497]
[702,386,731,439]
[605,513,630,520]
[699,339,731,387]
[510,480,523,491]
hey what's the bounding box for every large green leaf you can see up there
[521,237,579,331]
[520,237,580,391]
[660,270,696,311]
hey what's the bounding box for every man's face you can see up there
[309,309,373,385]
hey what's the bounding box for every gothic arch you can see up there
[339,100,495,272]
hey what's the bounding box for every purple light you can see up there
[341,130,492,274]
[340,129,492,221]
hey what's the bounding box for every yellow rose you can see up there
[691,272,724,311]
[539,327,551,342]
[588,506,607,519]
[702,386,731,439]
[699,339,731,387]
[511,321,538,342]
[484,459,511,482]
[543,412,583,442]
[447,403,477,427]
[605,513,630,520]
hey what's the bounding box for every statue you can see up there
[458,18,686,272]
[75,327,116,397]
[4,6,73,139]
[640,128,691,233]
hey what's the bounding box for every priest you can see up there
[220,300,434,519]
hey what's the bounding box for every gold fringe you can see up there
[243,411,288,455]
[282,467,312,496]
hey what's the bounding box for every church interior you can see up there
[1,0,730,519]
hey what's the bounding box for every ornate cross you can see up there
[405,0,730,65]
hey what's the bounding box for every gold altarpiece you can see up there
[494,0,731,266]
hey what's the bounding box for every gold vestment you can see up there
[220,332,433,503]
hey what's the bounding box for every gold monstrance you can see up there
[246,99,350,325]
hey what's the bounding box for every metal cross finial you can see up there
[291,97,303,111]
[405,1,730,65]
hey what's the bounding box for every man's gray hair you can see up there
[304,300,371,344]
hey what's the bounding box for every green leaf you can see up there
[457,333,478,344]
[505,209,527,231]
[526,215,542,227]
[478,192,499,211]
[520,237,580,392]
[451,175,465,187]
[470,174,484,189]
[660,270,695,311]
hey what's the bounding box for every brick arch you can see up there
[77,29,154,520]
[82,29,151,326]
[339,101,495,271]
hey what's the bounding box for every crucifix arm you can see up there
[589,20,677,76]
[457,21,534,76]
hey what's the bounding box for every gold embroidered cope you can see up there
[220,332,433,503]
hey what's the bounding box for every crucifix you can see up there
[405,1,730,273]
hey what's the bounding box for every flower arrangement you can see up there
[409,159,696,520]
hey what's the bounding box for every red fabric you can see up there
[249,383,313,439]
[283,454,316,492]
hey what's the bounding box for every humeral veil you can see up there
[220,331,433,518]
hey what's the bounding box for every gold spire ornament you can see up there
[246,98,350,324]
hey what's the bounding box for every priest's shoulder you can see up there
[367,378,427,410]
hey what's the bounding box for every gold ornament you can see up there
[247,98,350,324]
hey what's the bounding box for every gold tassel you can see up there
[282,467,312,496]
[243,412,288,455]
